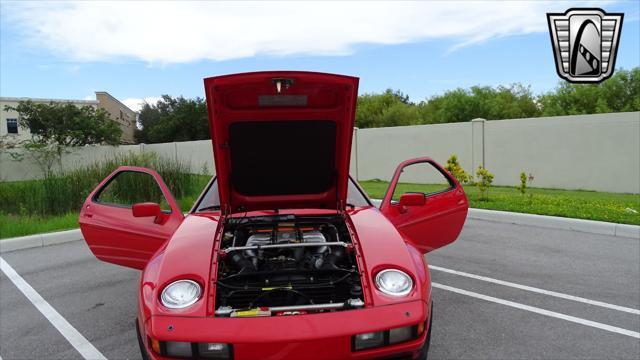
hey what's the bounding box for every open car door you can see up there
[78,166,184,269]
[379,157,468,253]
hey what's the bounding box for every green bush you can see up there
[0,151,209,217]
[475,166,494,201]
[517,171,527,195]
[444,154,471,184]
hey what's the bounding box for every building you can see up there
[95,91,136,144]
[1,91,137,144]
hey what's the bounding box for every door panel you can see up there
[380,158,468,253]
[79,166,184,269]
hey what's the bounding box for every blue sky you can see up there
[1,1,638,111]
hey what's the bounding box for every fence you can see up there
[1,112,638,194]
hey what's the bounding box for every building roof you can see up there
[95,91,137,114]
[0,96,98,105]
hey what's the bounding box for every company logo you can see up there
[547,8,623,83]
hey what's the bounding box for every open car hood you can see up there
[204,71,359,213]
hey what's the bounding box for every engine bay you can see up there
[214,214,364,317]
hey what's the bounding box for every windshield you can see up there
[195,177,371,212]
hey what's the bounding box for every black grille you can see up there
[216,271,354,310]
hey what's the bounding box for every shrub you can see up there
[517,171,527,195]
[444,154,471,184]
[475,165,494,201]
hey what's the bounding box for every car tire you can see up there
[135,319,151,360]
[416,303,433,360]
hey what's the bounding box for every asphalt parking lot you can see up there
[1,218,639,360]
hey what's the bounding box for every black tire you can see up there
[416,303,433,360]
[135,319,151,360]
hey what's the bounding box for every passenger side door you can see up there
[78,166,184,269]
[380,158,468,253]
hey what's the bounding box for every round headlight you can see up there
[160,280,202,309]
[375,269,413,297]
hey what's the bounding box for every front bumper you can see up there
[139,300,430,360]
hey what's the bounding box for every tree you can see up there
[4,100,122,176]
[539,68,640,116]
[135,95,209,143]
[135,101,162,143]
[420,84,540,123]
[136,67,639,135]
[355,89,415,128]
[4,101,122,146]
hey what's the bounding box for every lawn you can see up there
[1,176,638,240]
[359,180,640,225]
[0,194,204,239]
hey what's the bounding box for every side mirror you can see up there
[399,193,426,207]
[132,202,163,224]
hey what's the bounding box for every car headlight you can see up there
[375,269,413,296]
[160,280,202,308]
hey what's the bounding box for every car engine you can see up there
[214,215,364,317]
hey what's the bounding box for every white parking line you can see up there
[429,265,640,315]
[0,257,107,360]
[432,282,640,339]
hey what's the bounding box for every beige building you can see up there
[95,91,136,144]
[1,91,136,144]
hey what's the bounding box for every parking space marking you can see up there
[0,257,107,360]
[430,265,640,315]
[432,282,640,339]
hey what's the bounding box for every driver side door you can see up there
[78,166,184,269]
[380,157,468,253]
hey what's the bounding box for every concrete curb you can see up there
[467,208,639,239]
[0,229,83,254]
[0,206,637,254]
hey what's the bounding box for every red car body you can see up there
[79,71,468,360]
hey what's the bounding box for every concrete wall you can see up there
[483,112,640,193]
[355,112,639,194]
[355,121,473,182]
[1,112,638,193]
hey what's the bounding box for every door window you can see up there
[94,171,171,211]
[390,161,454,203]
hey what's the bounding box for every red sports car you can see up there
[79,71,468,360]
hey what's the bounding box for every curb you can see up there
[467,209,639,239]
[0,229,83,254]
[0,206,638,254]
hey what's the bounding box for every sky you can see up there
[1,1,638,112]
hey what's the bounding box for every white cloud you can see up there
[121,97,162,112]
[3,1,602,64]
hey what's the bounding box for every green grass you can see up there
[0,213,79,239]
[359,179,640,225]
[0,185,208,240]
[2,174,638,239]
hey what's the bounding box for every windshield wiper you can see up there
[198,205,221,212]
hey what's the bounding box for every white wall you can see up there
[355,122,473,182]
[1,112,638,193]
[483,112,640,193]
[354,112,639,194]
